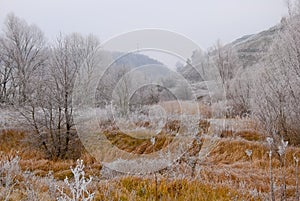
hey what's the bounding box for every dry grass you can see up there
[1,117,300,200]
[201,138,300,200]
[158,101,212,118]
[220,130,264,141]
[0,130,101,180]
[103,129,173,154]
[92,177,253,201]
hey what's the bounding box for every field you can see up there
[1,102,300,200]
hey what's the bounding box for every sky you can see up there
[0,0,287,50]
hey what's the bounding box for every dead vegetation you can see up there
[1,117,300,200]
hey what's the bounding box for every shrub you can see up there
[56,160,94,201]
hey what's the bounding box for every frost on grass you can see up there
[0,155,20,200]
[102,157,173,175]
[277,139,288,157]
[57,160,94,201]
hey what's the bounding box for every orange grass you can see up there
[1,124,300,200]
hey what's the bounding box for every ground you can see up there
[0,104,299,200]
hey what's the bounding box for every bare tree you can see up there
[10,29,100,159]
[190,49,211,81]
[228,68,253,117]
[41,33,100,158]
[111,65,132,116]
[252,4,300,144]
[212,41,240,96]
[0,42,14,103]
[0,13,47,104]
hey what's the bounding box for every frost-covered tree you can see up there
[111,65,132,116]
[252,1,300,144]
[34,33,100,159]
[227,68,253,117]
[10,30,100,159]
[212,41,240,97]
[0,42,14,104]
[0,13,47,104]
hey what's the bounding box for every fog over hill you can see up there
[227,24,281,68]
[180,23,282,82]
[111,51,162,67]
[105,23,282,84]
[115,23,284,104]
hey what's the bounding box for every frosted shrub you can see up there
[0,155,21,200]
[23,171,39,201]
[278,139,288,200]
[266,137,273,146]
[245,149,252,161]
[266,137,275,201]
[277,140,288,157]
[57,160,94,201]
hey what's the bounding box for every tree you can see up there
[0,13,47,104]
[228,68,253,117]
[212,40,240,98]
[13,30,100,159]
[0,42,14,103]
[42,33,99,158]
[252,1,300,144]
[111,65,132,116]
[174,81,192,100]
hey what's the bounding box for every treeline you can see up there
[186,1,300,144]
[0,13,100,159]
[1,1,300,159]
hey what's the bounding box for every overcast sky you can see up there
[0,0,287,49]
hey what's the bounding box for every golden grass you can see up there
[201,138,300,199]
[1,123,300,200]
[92,177,252,201]
[0,129,25,153]
[158,101,212,118]
[103,129,173,154]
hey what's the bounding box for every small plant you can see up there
[23,171,39,201]
[278,139,288,200]
[245,149,252,161]
[46,171,57,200]
[0,155,20,201]
[294,154,299,201]
[151,137,156,146]
[266,137,275,201]
[57,160,94,201]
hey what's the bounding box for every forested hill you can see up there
[227,24,281,68]
[178,23,282,84]
[112,52,162,67]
